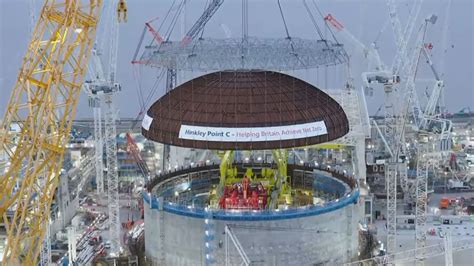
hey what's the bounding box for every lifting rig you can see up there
[0,0,102,264]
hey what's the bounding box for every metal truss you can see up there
[0,1,101,264]
[324,87,369,182]
[325,87,369,144]
[385,162,398,257]
[39,222,51,266]
[415,140,429,261]
[104,93,121,256]
[415,134,442,262]
[138,37,347,71]
[383,82,401,256]
[183,0,224,43]
[91,98,104,194]
[67,149,95,205]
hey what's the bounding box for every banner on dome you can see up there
[178,121,327,142]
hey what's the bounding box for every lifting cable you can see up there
[158,0,179,35]
[276,0,307,68]
[277,0,291,40]
[131,0,184,127]
[302,0,324,40]
[132,26,147,63]
[163,0,186,42]
[131,68,166,130]
[190,0,211,56]
[132,64,146,112]
[200,0,211,39]
[145,69,167,108]
[310,0,339,45]
[132,0,180,63]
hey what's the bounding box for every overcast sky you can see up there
[1,0,473,119]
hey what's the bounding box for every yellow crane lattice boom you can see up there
[0,0,102,264]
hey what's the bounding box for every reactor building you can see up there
[141,70,360,265]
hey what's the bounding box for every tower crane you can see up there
[83,0,125,257]
[324,14,393,93]
[326,1,433,259]
[386,1,453,262]
[372,1,437,259]
[181,0,224,45]
[0,0,102,264]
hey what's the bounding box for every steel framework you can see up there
[90,97,104,194]
[415,139,429,261]
[383,0,427,257]
[383,82,399,256]
[137,37,347,71]
[324,87,370,183]
[104,93,121,256]
[83,0,123,256]
[182,0,224,44]
[0,1,101,264]
[39,222,52,266]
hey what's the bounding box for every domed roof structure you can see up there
[142,70,349,150]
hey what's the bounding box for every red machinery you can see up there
[124,132,148,220]
[219,176,268,210]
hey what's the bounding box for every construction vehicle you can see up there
[447,179,470,191]
[0,0,102,264]
[439,197,450,209]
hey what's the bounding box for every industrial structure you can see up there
[140,69,361,264]
[0,0,474,265]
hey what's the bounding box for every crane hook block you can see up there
[117,0,128,23]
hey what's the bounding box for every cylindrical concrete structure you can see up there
[143,165,359,265]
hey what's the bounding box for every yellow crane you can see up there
[0,0,102,264]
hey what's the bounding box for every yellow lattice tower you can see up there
[0,0,102,264]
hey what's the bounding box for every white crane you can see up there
[386,1,454,261]
[327,1,441,259]
[384,0,431,258]
[83,0,124,257]
[324,14,391,92]
[325,13,405,257]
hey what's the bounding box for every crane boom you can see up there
[125,132,150,180]
[387,0,424,75]
[0,0,102,264]
[181,0,224,44]
[324,14,385,72]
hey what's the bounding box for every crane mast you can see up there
[386,1,450,262]
[0,0,102,264]
[83,0,123,256]
[85,47,106,195]
[384,0,426,257]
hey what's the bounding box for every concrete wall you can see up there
[144,201,360,265]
